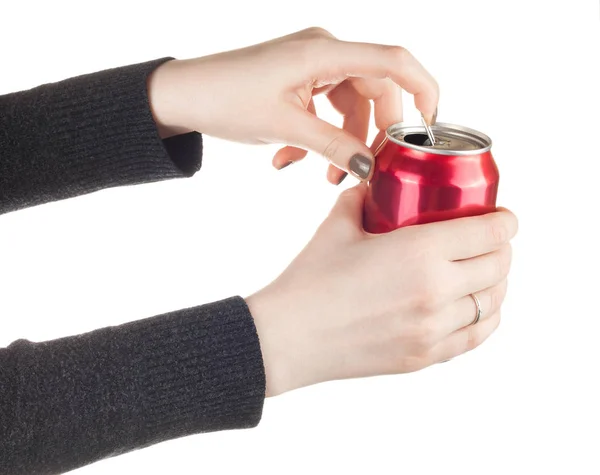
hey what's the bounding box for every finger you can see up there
[273,99,316,170]
[327,80,371,142]
[370,129,388,154]
[310,40,439,123]
[346,77,402,172]
[431,310,501,363]
[452,244,512,297]
[312,84,339,96]
[325,81,371,184]
[327,183,369,227]
[282,106,375,181]
[272,146,308,170]
[350,77,403,130]
[419,209,518,261]
[327,164,348,185]
[436,279,507,335]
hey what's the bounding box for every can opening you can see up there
[387,122,492,155]
[404,133,432,147]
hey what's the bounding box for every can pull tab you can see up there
[420,114,436,146]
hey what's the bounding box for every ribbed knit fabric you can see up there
[0,60,266,474]
[0,58,201,214]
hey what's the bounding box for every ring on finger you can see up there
[470,293,482,326]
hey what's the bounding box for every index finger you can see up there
[317,40,439,123]
[422,210,519,260]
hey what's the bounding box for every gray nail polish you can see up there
[431,106,438,126]
[336,172,348,185]
[349,154,372,180]
[278,160,294,170]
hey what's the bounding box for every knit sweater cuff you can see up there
[1,297,265,473]
[131,296,266,438]
[0,57,202,214]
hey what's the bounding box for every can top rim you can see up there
[386,122,492,156]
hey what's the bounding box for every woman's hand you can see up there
[148,27,438,184]
[246,185,518,397]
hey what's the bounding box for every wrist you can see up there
[246,286,298,398]
[147,59,194,139]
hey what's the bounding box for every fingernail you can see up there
[277,160,294,170]
[349,154,372,180]
[336,172,348,185]
[423,107,438,126]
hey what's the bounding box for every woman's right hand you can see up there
[148,27,438,184]
[246,184,518,397]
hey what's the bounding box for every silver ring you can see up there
[470,294,482,325]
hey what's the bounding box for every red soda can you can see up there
[363,122,498,233]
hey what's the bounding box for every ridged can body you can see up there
[363,122,499,233]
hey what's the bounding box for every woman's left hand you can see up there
[148,27,439,184]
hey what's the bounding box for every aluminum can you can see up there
[363,122,498,233]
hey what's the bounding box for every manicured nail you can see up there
[277,160,294,170]
[349,154,372,180]
[336,172,348,185]
[422,107,438,126]
[431,106,438,126]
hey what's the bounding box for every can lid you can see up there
[387,122,492,156]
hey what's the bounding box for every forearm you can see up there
[0,58,202,215]
[0,296,266,474]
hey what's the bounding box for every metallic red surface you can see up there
[363,137,499,233]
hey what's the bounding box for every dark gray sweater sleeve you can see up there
[0,57,201,214]
[0,60,266,474]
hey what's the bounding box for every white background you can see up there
[1,1,599,474]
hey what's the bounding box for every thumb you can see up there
[328,183,369,227]
[285,108,375,181]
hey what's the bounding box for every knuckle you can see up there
[505,211,518,237]
[393,318,439,357]
[466,327,480,352]
[492,253,506,281]
[416,318,441,346]
[486,220,509,246]
[409,326,427,349]
[414,280,444,314]
[290,29,334,63]
[494,311,502,331]
[489,282,507,312]
[494,311,502,330]
[465,311,501,352]
[489,245,511,281]
[301,26,334,38]
[322,134,345,162]
[386,45,412,64]
[498,244,512,277]
[512,214,519,235]
[504,242,513,265]
[500,209,519,238]
[412,263,451,313]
